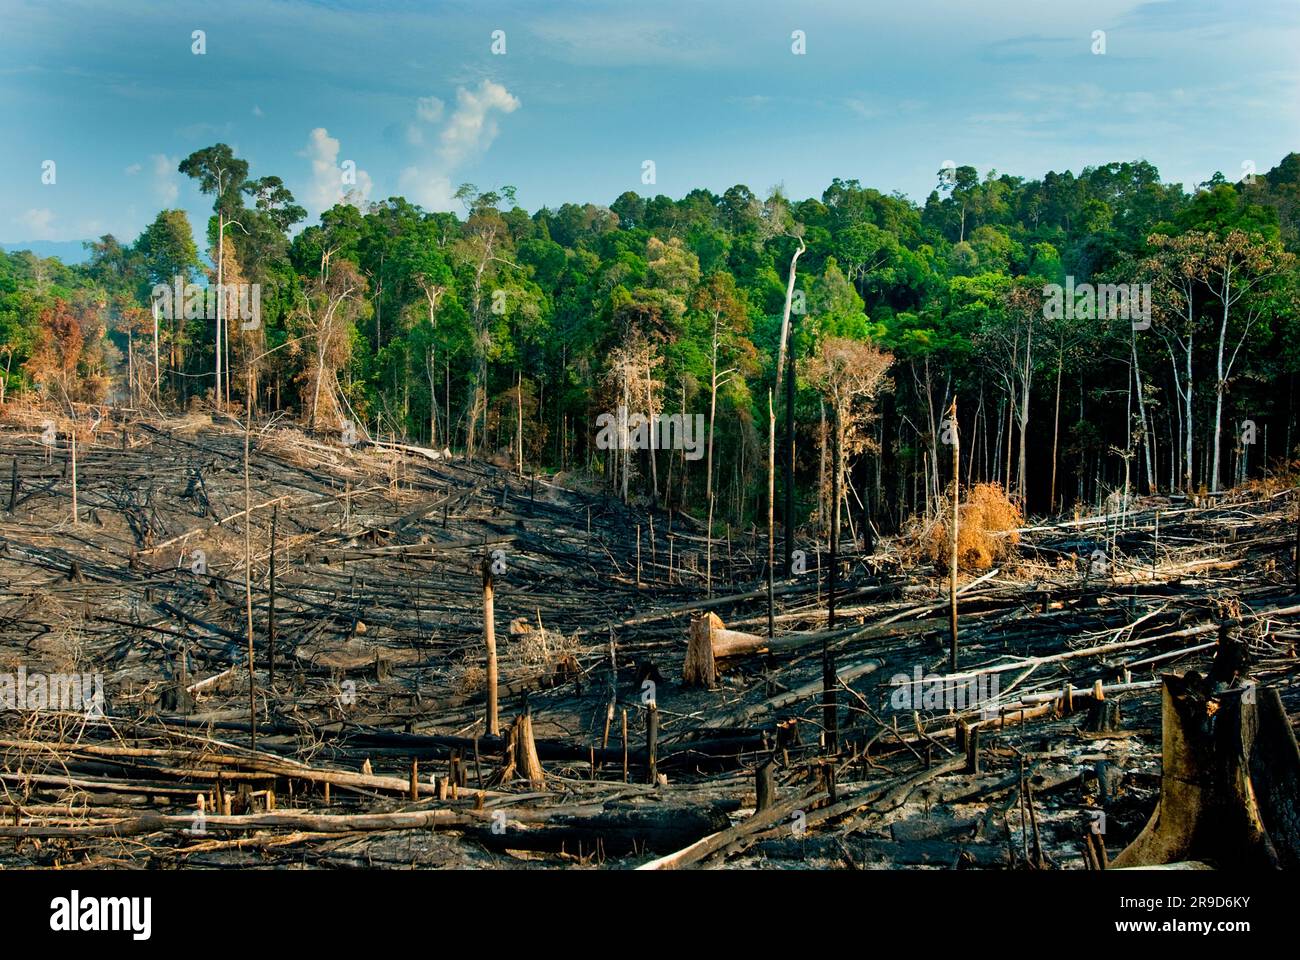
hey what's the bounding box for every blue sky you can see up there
[3,0,1298,248]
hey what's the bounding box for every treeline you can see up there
[2,146,1299,537]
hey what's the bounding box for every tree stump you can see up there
[1084,699,1122,733]
[498,710,545,791]
[683,613,720,688]
[1112,672,1300,869]
[682,612,769,688]
[755,760,777,812]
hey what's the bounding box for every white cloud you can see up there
[14,208,56,240]
[398,80,520,211]
[438,80,519,167]
[151,154,179,205]
[303,127,373,216]
[124,163,142,176]
[252,104,264,117]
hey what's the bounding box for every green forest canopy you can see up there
[4,149,1300,532]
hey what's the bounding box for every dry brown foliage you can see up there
[909,482,1023,572]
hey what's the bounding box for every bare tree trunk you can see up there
[775,241,804,577]
[1003,392,1013,490]
[70,428,78,526]
[1185,330,1195,493]
[1132,330,1155,493]
[152,299,160,405]
[766,390,775,639]
[1050,347,1062,511]
[824,402,840,756]
[243,382,256,751]
[482,557,499,737]
[706,334,718,508]
[1017,325,1031,503]
[817,400,827,535]
[216,212,225,409]
[948,398,960,671]
[646,357,659,505]
[1211,290,1231,493]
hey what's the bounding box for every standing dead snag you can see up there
[70,427,78,526]
[767,389,776,639]
[498,708,545,790]
[948,397,959,671]
[647,701,660,785]
[1294,501,1300,593]
[268,504,278,687]
[755,760,777,812]
[1113,671,1300,869]
[482,555,499,737]
[243,396,257,752]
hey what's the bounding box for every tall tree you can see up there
[179,144,250,407]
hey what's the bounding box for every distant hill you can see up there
[0,240,90,265]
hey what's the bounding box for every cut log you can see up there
[682,611,769,688]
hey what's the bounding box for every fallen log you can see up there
[0,800,729,855]
[637,785,826,870]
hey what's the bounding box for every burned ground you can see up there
[0,410,1296,869]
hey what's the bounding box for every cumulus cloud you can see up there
[303,127,373,216]
[124,162,142,176]
[438,80,519,167]
[150,154,179,205]
[399,80,520,210]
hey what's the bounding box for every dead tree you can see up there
[482,555,499,737]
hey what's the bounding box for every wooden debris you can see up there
[682,611,767,688]
[0,413,1297,870]
[498,709,545,791]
